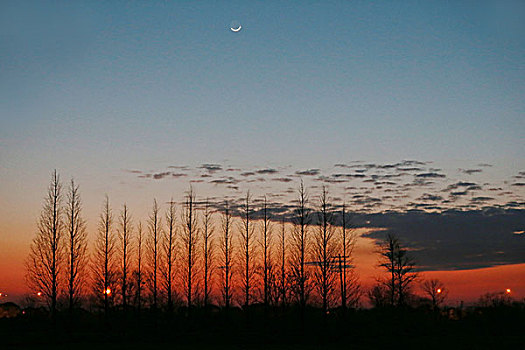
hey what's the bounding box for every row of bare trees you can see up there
[29,171,439,317]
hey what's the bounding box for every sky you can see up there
[1,0,524,303]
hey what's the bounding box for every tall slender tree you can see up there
[279,218,287,309]
[313,186,337,315]
[163,198,177,312]
[135,222,144,311]
[239,191,256,309]
[92,195,116,315]
[65,178,88,313]
[260,196,272,308]
[118,204,132,310]
[289,180,311,310]
[202,198,214,307]
[338,202,360,310]
[147,199,161,310]
[220,201,233,309]
[182,186,198,310]
[26,170,63,319]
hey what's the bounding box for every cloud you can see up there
[460,168,483,175]
[415,172,446,178]
[272,177,293,183]
[362,209,525,271]
[511,182,525,187]
[240,172,255,177]
[167,165,189,170]
[296,169,320,176]
[444,181,477,191]
[256,168,278,175]
[450,190,468,196]
[397,167,423,172]
[199,163,223,173]
[419,193,443,201]
[471,196,494,202]
[210,177,240,185]
[153,172,171,180]
[315,176,348,184]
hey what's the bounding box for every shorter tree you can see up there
[368,284,390,308]
[378,234,417,307]
[421,279,447,310]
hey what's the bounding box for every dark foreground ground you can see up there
[1,306,524,350]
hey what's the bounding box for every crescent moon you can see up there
[230,25,242,32]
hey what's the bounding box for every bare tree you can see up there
[26,170,63,319]
[181,186,198,310]
[92,195,116,315]
[135,222,144,311]
[313,186,337,314]
[260,196,272,308]
[378,234,417,307]
[338,202,360,309]
[421,279,447,310]
[65,178,88,313]
[118,204,133,310]
[278,218,287,308]
[163,198,177,312]
[147,199,161,310]
[220,201,233,309]
[239,191,256,309]
[289,180,311,310]
[202,198,214,307]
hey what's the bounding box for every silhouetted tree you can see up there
[421,279,447,311]
[290,180,311,311]
[278,218,288,309]
[64,178,88,313]
[239,191,256,309]
[378,234,417,306]
[338,202,360,309]
[118,204,132,310]
[147,199,161,310]
[313,186,337,314]
[368,284,390,308]
[202,198,214,307]
[26,170,63,319]
[220,201,233,309]
[135,222,144,311]
[260,196,272,308]
[92,195,116,315]
[181,186,198,310]
[163,198,177,312]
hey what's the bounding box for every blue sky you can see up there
[1,0,524,216]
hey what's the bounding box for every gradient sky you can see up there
[1,1,524,302]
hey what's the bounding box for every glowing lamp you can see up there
[436,289,442,294]
[37,292,42,297]
[104,288,111,295]
[506,288,511,294]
